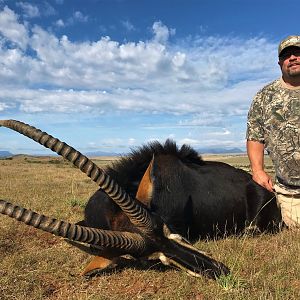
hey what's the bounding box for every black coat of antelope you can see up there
[0,120,282,279]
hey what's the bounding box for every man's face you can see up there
[278,46,300,78]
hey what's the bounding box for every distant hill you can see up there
[196,147,245,155]
[85,150,120,157]
[0,151,13,157]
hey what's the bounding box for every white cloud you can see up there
[152,21,175,44]
[63,11,89,26]
[0,6,29,49]
[16,2,40,18]
[0,9,282,154]
[0,102,10,111]
[101,138,124,148]
[42,2,56,16]
[179,114,224,127]
[210,129,231,136]
[178,138,200,145]
[55,19,64,27]
[15,2,56,18]
[172,52,186,67]
[73,11,88,22]
[121,20,135,32]
[128,138,136,145]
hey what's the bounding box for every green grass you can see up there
[0,155,299,300]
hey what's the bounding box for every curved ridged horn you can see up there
[0,199,147,253]
[0,120,153,235]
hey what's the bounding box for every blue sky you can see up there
[0,0,298,155]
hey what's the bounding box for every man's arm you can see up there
[246,140,274,192]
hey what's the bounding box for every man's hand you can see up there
[252,169,274,192]
[246,140,274,192]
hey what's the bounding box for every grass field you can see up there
[0,155,299,300]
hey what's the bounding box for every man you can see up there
[246,35,300,228]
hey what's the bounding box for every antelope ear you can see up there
[135,157,154,207]
[81,256,118,276]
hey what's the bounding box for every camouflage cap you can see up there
[278,35,300,56]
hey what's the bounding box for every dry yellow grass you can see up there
[0,155,299,300]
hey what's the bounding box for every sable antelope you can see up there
[0,120,230,279]
[81,138,282,275]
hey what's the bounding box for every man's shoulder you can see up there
[259,78,281,94]
[253,79,283,103]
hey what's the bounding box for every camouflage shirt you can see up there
[246,78,300,188]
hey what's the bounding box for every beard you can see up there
[287,63,300,77]
[288,70,300,77]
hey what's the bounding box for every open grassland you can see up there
[0,155,299,300]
